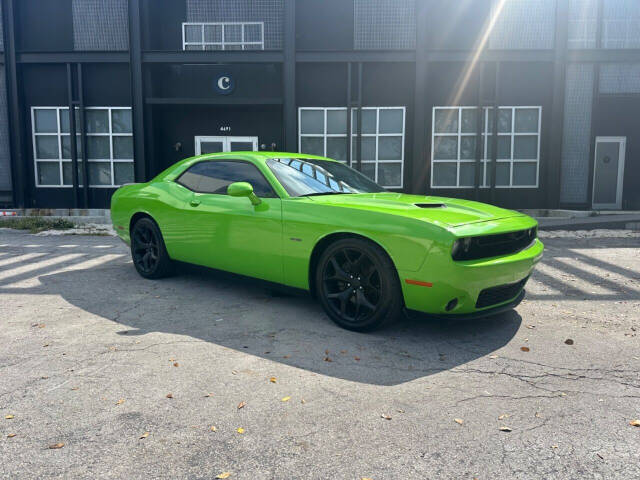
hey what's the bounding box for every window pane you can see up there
[86,110,109,133]
[37,162,60,185]
[326,137,347,161]
[459,162,476,187]
[498,109,512,133]
[300,110,324,134]
[204,44,223,50]
[432,162,457,187]
[185,44,202,50]
[433,136,457,159]
[360,162,375,181]
[461,109,478,134]
[514,136,538,159]
[326,110,347,134]
[460,136,476,160]
[514,108,539,133]
[496,162,510,186]
[513,162,537,186]
[300,136,324,156]
[60,109,70,134]
[34,109,58,133]
[225,45,243,51]
[62,162,84,186]
[378,162,402,187]
[62,135,82,159]
[352,136,376,160]
[185,24,201,43]
[114,162,135,185]
[434,109,458,133]
[111,109,132,133]
[379,109,403,134]
[113,136,133,159]
[225,24,242,42]
[243,43,262,51]
[244,24,261,42]
[87,136,110,159]
[486,136,511,159]
[88,162,112,186]
[178,161,274,196]
[204,24,222,43]
[35,136,59,159]
[378,136,402,160]
[358,109,376,134]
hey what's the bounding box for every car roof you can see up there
[191,151,339,164]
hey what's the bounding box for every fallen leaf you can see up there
[210,425,217,432]
[397,409,405,413]
[354,357,360,361]
[564,339,574,345]
[499,426,512,432]
[43,344,49,347]
[5,414,14,419]
[236,427,244,434]
[551,444,558,449]
[525,325,535,329]
[324,356,332,362]
[283,355,291,359]
[173,362,179,367]
[630,419,640,427]
[498,414,509,420]
[7,433,16,438]
[454,418,464,425]
[216,473,231,479]
[166,393,173,399]
[361,478,373,480]
[269,377,277,383]
[559,392,567,397]
[231,370,238,375]
[48,442,64,449]
[204,393,214,398]
[237,401,246,409]
[488,355,499,359]
[116,398,125,405]
[520,347,530,352]
[71,386,79,391]
[38,324,46,329]
[325,349,329,355]
[301,398,306,404]
[281,396,291,402]
[381,414,392,420]
[140,432,150,439]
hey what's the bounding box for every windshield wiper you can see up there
[298,191,354,197]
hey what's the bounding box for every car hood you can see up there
[305,193,524,227]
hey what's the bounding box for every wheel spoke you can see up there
[328,288,353,315]
[355,289,376,312]
[327,257,350,282]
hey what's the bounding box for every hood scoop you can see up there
[414,203,446,209]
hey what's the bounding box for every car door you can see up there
[170,160,283,283]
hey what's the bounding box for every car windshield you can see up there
[266,158,386,197]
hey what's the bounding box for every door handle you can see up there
[190,199,201,207]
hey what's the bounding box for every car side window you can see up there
[176,161,276,197]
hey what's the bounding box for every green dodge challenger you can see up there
[111,152,543,331]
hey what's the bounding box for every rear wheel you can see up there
[130,217,174,279]
[315,238,402,332]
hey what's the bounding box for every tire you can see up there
[315,238,403,332]
[130,217,174,279]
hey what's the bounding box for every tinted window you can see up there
[267,158,386,197]
[177,161,276,197]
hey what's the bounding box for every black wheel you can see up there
[315,238,403,332]
[130,217,174,279]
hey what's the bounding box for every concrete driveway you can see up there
[1,228,639,479]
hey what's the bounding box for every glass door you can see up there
[195,136,258,155]
[592,137,625,210]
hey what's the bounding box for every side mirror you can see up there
[227,181,262,206]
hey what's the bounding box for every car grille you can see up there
[452,227,537,261]
[475,276,529,309]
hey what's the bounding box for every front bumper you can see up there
[398,238,543,316]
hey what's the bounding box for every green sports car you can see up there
[111,152,543,331]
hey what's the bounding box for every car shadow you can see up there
[30,255,522,386]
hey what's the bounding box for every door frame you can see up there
[592,136,626,210]
[194,136,259,155]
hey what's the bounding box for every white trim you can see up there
[431,106,542,189]
[298,106,406,189]
[31,106,133,188]
[182,22,265,51]
[195,136,259,155]
[592,136,626,210]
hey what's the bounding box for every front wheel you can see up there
[130,217,174,279]
[315,238,403,332]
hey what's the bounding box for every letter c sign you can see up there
[214,74,235,95]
